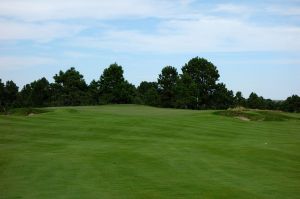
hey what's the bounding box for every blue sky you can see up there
[0,0,299,100]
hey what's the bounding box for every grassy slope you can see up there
[0,105,300,199]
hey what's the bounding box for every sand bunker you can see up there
[235,116,250,121]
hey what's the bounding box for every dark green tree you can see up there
[88,80,100,105]
[182,57,220,109]
[157,66,178,108]
[49,83,63,106]
[281,95,300,112]
[234,91,246,107]
[0,79,5,112]
[99,63,136,104]
[137,81,159,106]
[19,84,33,107]
[247,92,265,109]
[118,81,137,104]
[1,80,18,112]
[263,99,277,110]
[210,83,234,109]
[2,58,298,113]
[175,73,197,109]
[29,78,50,107]
[53,67,88,106]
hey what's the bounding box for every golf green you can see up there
[1,105,300,198]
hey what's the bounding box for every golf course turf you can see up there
[1,105,300,198]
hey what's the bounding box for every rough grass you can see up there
[1,105,300,198]
[214,109,299,121]
[3,107,51,116]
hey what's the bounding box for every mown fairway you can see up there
[1,105,300,199]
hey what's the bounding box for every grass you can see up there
[0,105,300,199]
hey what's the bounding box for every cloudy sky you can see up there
[0,0,299,99]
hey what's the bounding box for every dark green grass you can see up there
[1,105,300,198]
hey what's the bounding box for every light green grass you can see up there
[1,105,300,199]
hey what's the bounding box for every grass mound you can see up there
[214,109,297,121]
[6,107,51,116]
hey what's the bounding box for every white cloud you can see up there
[213,4,253,15]
[68,17,300,53]
[0,19,84,42]
[63,51,92,58]
[267,6,300,16]
[0,56,56,70]
[0,0,300,53]
[0,0,181,21]
[0,0,193,42]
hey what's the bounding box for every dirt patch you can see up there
[27,113,35,117]
[235,116,250,121]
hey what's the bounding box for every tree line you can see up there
[1,57,299,113]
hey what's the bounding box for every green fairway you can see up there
[1,105,300,199]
